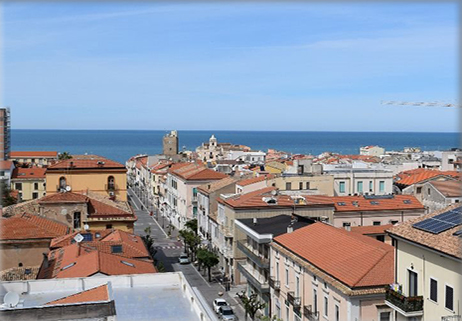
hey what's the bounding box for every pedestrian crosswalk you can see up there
[154,245,183,250]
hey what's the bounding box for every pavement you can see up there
[128,188,247,321]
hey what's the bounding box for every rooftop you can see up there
[0,161,13,170]
[9,151,58,158]
[386,204,462,259]
[197,176,239,194]
[170,162,227,181]
[429,180,462,197]
[394,168,460,186]
[351,224,394,235]
[331,195,424,212]
[47,155,126,170]
[237,175,267,186]
[11,167,46,180]
[236,215,315,238]
[274,222,393,288]
[0,213,70,241]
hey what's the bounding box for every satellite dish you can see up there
[65,185,72,192]
[73,233,84,243]
[4,291,20,308]
[61,208,68,215]
[83,224,89,231]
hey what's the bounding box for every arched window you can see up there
[59,177,67,190]
[73,212,81,229]
[107,176,115,190]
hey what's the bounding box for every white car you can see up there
[178,254,190,264]
[213,298,228,313]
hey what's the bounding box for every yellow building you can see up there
[386,204,462,321]
[46,155,127,201]
[9,151,58,167]
[10,167,47,201]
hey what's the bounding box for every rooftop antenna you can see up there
[3,291,20,308]
[73,233,84,243]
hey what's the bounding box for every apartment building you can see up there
[270,222,394,321]
[420,180,462,213]
[166,162,227,229]
[0,107,11,161]
[10,167,46,201]
[386,205,462,321]
[441,149,462,171]
[9,151,58,167]
[323,165,394,196]
[46,154,127,201]
[394,168,460,196]
[216,187,334,283]
[0,160,14,186]
[331,194,426,228]
[234,215,314,317]
[360,145,386,157]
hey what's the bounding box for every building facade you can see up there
[0,107,11,161]
[10,167,46,201]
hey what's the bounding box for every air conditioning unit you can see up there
[109,191,115,197]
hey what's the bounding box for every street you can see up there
[128,188,247,321]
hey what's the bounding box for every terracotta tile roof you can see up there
[11,167,46,180]
[351,224,394,235]
[429,180,462,197]
[218,187,334,209]
[386,204,462,258]
[10,151,58,158]
[47,155,125,170]
[395,168,460,186]
[170,163,227,181]
[0,213,70,241]
[237,176,267,186]
[0,160,13,170]
[46,284,109,305]
[88,198,133,217]
[39,192,89,204]
[275,222,394,288]
[197,177,239,195]
[331,195,424,212]
[39,243,156,279]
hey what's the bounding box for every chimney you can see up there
[287,225,294,234]
[42,253,49,268]
[345,225,351,232]
[253,218,257,225]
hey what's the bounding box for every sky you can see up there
[1,2,460,132]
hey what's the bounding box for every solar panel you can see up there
[413,207,462,234]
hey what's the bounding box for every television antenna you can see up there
[73,233,84,243]
[3,291,20,308]
[381,100,461,108]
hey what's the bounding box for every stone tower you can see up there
[163,130,179,156]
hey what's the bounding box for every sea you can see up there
[11,130,460,164]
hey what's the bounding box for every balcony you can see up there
[192,195,198,203]
[236,240,270,269]
[105,184,118,191]
[303,305,319,321]
[287,291,301,308]
[268,277,280,291]
[385,285,423,317]
[236,261,270,294]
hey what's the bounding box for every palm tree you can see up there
[58,152,72,160]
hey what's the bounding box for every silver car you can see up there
[219,306,236,321]
[178,253,190,264]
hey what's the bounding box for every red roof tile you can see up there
[395,168,460,186]
[237,176,267,186]
[170,163,227,181]
[48,155,125,170]
[430,180,462,197]
[331,195,424,212]
[11,167,46,180]
[0,160,13,170]
[39,192,89,204]
[351,224,394,235]
[46,284,109,305]
[0,213,70,241]
[274,222,394,288]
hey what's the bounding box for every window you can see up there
[15,183,22,191]
[111,245,123,253]
[306,182,310,189]
[295,275,300,297]
[342,222,351,229]
[379,181,385,192]
[408,270,418,297]
[276,305,281,319]
[32,192,39,199]
[428,188,431,195]
[373,221,381,226]
[313,289,318,313]
[286,182,292,190]
[276,262,280,281]
[369,181,373,192]
[335,305,340,321]
[107,176,115,190]
[313,275,317,282]
[285,268,289,286]
[59,177,66,189]
[445,285,454,311]
[430,278,437,302]
[376,235,385,242]
[416,186,422,194]
[193,206,198,217]
[391,220,399,225]
[73,212,81,229]
[106,224,113,229]
[299,182,303,190]
[34,182,39,190]
[357,181,363,193]
[380,312,391,321]
[339,181,345,193]
[324,296,328,317]
[286,305,290,321]
[193,187,197,198]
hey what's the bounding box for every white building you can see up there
[441,149,462,171]
[360,145,386,157]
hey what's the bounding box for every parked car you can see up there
[178,253,190,264]
[219,306,236,320]
[212,298,228,313]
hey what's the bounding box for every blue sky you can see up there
[2,2,460,132]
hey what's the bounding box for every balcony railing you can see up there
[287,291,301,308]
[268,277,280,291]
[236,240,270,269]
[385,285,423,316]
[303,305,319,321]
[236,261,270,294]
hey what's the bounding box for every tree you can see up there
[196,248,219,281]
[179,229,201,261]
[58,152,72,160]
[1,180,17,209]
[185,218,198,235]
[237,291,266,321]
[142,226,156,257]
[156,261,165,273]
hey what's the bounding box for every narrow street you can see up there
[128,188,246,321]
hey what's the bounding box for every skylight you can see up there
[403,200,412,204]
[61,262,76,270]
[121,260,135,267]
[370,201,379,205]
[337,202,346,206]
